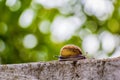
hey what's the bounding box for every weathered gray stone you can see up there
[0,57,120,80]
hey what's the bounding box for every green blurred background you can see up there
[0,0,120,64]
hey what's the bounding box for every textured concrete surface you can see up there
[0,57,120,80]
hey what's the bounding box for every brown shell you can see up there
[60,45,83,58]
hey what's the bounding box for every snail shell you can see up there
[59,45,86,61]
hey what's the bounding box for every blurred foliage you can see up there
[0,0,120,64]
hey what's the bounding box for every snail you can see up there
[56,44,86,61]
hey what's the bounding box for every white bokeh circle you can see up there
[23,34,38,49]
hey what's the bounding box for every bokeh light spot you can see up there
[6,0,16,7]
[108,18,119,33]
[95,50,108,59]
[82,34,100,54]
[79,28,92,39]
[111,47,120,58]
[23,34,38,49]
[36,51,48,61]
[0,22,8,34]
[19,9,35,28]
[33,0,69,8]
[99,31,115,53]
[0,40,6,52]
[51,15,82,43]
[6,0,21,11]
[38,20,51,34]
[82,0,114,21]
[85,21,97,32]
